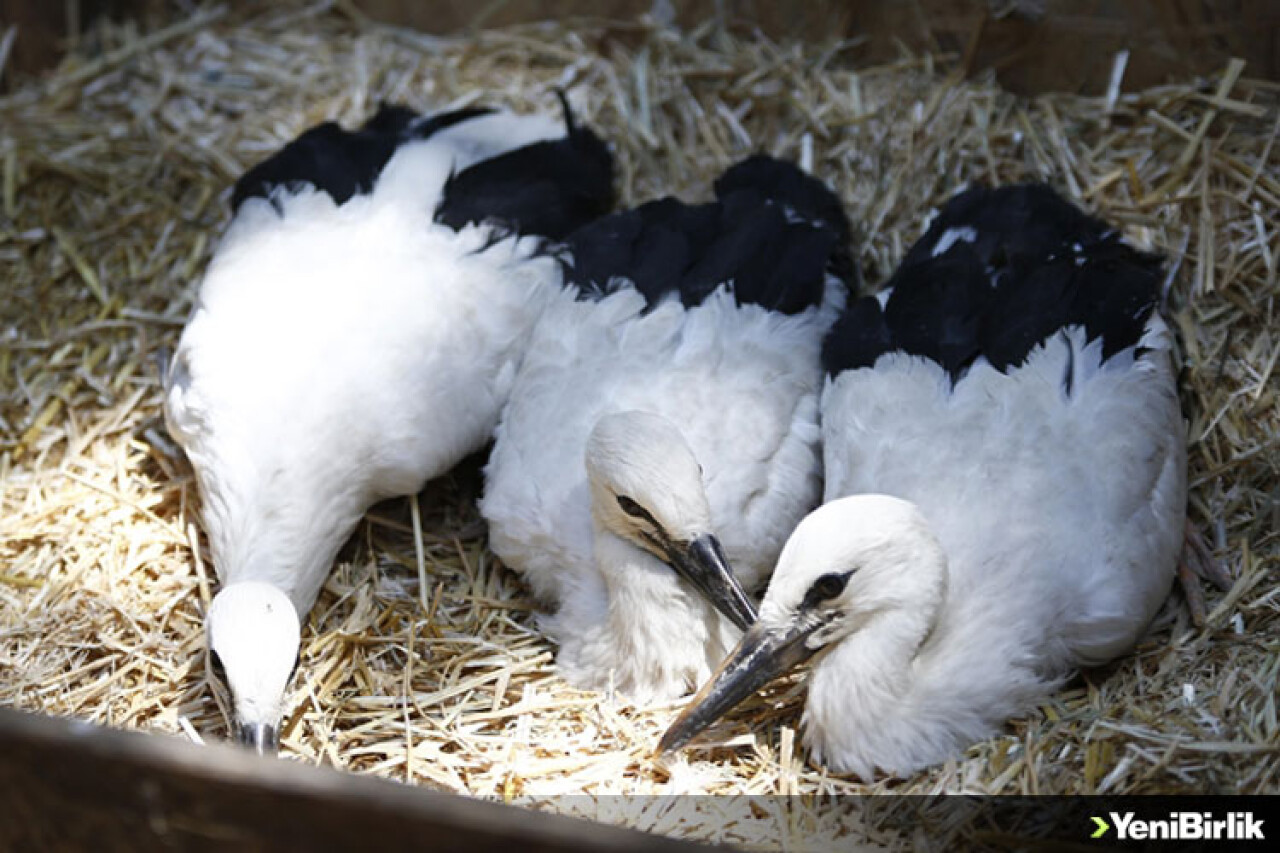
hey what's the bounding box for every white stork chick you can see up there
[660,183,1187,777]
[481,156,854,703]
[165,100,614,752]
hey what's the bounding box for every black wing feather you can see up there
[823,183,1163,382]
[231,119,398,212]
[230,104,494,212]
[820,296,894,374]
[715,154,856,288]
[434,97,615,241]
[883,245,991,378]
[230,100,613,242]
[561,197,715,304]
[562,156,852,315]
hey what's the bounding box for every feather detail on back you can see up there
[230,104,489,212]
[822,183,1163,382]
[167,103,615,614]
[229,98,614,242]
[562,156,853,314]
[434,93,615,241]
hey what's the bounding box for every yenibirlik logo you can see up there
[1091,811,1265,841]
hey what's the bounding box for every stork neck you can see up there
[585,529,736,701]
[804,567,946,743]
[202,471,371,616]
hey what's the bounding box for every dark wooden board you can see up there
[0,708,714,853]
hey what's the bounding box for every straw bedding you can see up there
[0,2,1276,848]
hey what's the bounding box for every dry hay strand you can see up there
[1,2,1277,848]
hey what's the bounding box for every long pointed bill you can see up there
[668,533,758,631]
[658,615,819,755]
[235,721,279,756]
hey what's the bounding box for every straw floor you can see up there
[1,2,1277,848]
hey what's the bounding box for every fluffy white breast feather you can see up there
[166,185,559,612]
[799,319,1185,777]
[481,280,841,702]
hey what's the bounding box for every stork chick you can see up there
[482,156,853,702]
[660,184,1186,776]
[166,99,613,752]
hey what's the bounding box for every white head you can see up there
[659,495,948,753]
[586,411,713,545]
[757,494,948,640]
[584,411,757,630]
[206,581,302,754]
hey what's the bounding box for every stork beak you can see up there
[668,533,758,631]
[658,615,817,755]
[235,721,278,756]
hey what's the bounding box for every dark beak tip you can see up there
[654,738,682,762]
[235,722,279,756]
[656,711,703,757]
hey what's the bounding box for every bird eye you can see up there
[208,649,228,684]
[802,571,852,609]
[616,495,645,517]
[616,494,651,521]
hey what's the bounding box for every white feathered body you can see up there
[807,316,1185,776]
[166,125,563,617]
[482,281,841,699]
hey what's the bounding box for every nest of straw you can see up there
[1,2,1277,847]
